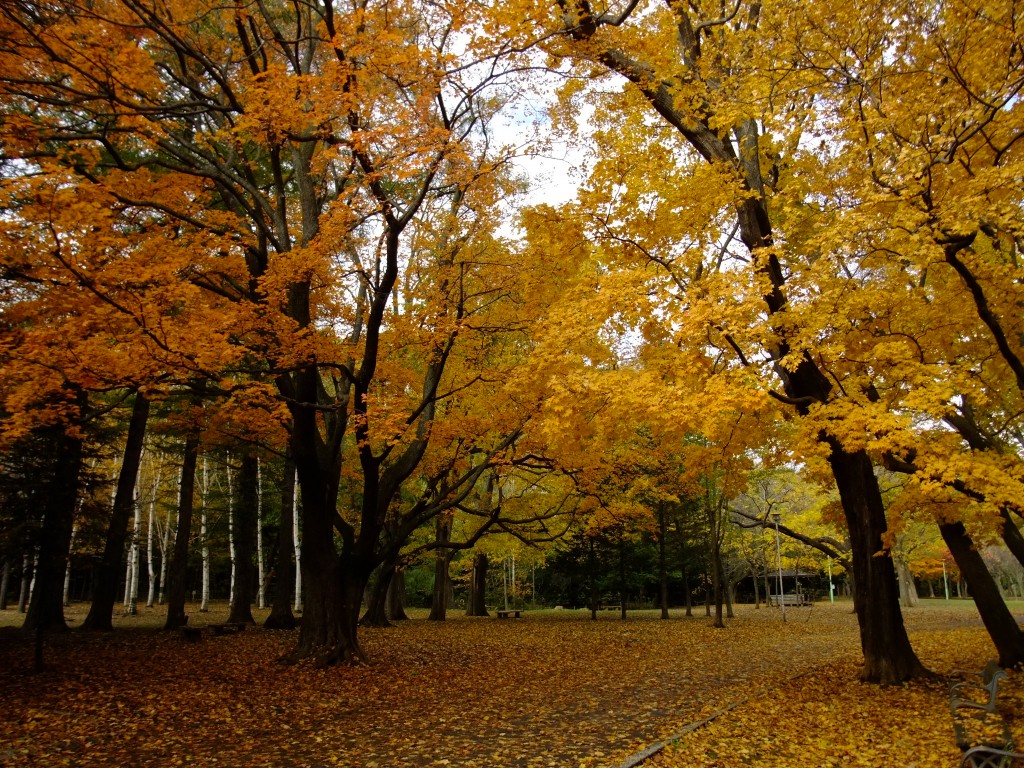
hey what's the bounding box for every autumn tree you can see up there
[494,0,948,681]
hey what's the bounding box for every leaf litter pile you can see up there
[1,603,1020,767]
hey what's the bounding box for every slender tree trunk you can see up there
[228,452,258,625]
[18,554,32,613]
[124,504,141,615]
[828,443,924,682]
[158,506,172,605]
[0,557,10,610]
[683,565,692,617]
[428,515,452,621]
[588,538,598,621]
[466,553,489,617]
[63,523,78,606]
[940,521,1024,667]
[83,393,149,630]
[24,424,84,633]
[710,536,725,628]
[618,536,627,620]
[199,502,209,613]
[265,453,297,629]
[658,507,669,619]
[164,430,200,631]
[227,455,236,605]
[293,477,302,614]
[752,560,761,609]
[256,458,265,610]
[146,466,160,608]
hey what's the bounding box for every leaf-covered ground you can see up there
[0,601,1019,767]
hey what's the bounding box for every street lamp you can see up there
[772,513,786,623]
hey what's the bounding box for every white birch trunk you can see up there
[146,464,161,607]
[227,454,236,607]
[293,477,302,613]
[256,457,265,610]
[200,457,210,612]
[63,523,78,606]
[159,490,175,605]
[125,488,141,615]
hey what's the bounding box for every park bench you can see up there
[950,661,1024,767]
[210,622,247,636]
[768,594,811,607]
[181,626,203,642]
[951,660,1007,713]
[496,610,522,619]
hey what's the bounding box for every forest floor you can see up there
[0,600,1021,767]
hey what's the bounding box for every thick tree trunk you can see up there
[940,521,1024,667]
[895,557,919,608]
[361,562,394,628]
[24,425,84,633]
[228,453,258,625]
[265,453,297,629]
[428,515,453,621]
[1000,511,1024,570]
[387,568,409,621]
[828,442,924,683]
[466,553,489,616]
[164,431,199,631]
[82,394,149,631]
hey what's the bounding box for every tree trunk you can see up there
[588,538,598,621]
[256,458,265,610]
[466,552,489,616]
[24,424,84,633]
[618,536,627,620]
[428,515,453,621]
[82,393,149,630]
[164,430,199,631]
[264,452,297,629]
[752,560,761,609]
[0,557,10,610]
[387,568,409,621]
[1000,510,1024,570]
[361,563,394,628]
[18,554,32,613]
[683,564,692,617]
[710,535,725,628]
[228,453,258,625]
[658,507,669,619]
[828,442,924,683]
[146,465,160,608]
[940,521,1024,667]
[895,557,918,608]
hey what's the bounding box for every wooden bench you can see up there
[495,610,522,619]
[181,626,203,642]
[768,594,811,607]
[210,622,247,636]
[950,661,1024,767]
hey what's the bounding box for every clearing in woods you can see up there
[0,601,1021,767]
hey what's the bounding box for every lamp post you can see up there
[772,513,786,623]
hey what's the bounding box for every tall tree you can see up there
[83,392,150,631]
